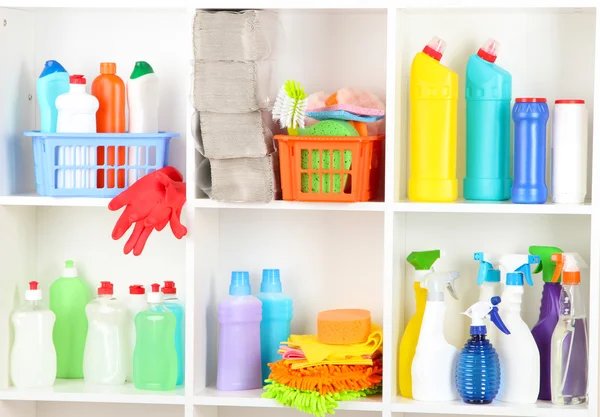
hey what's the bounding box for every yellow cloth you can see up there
[284,357,373,370]
[284,323,383,369]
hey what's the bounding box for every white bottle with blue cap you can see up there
[474,252,502,344]
[496,264,541,404]
[255,269,293,383]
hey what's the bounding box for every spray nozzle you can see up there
[474,252,501,284]
[551,252,588,285]
[420,271,459,301]
[498,254,539,286]
[530,246,563,283]
[463,296,510,335]
[407,250,444,282]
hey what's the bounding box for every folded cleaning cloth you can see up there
[285,324,382,367]
[263,381,381,417]
[310,104,385,117]
[278,346,374,361]
[305,110,384,123]
[268,358,383,395]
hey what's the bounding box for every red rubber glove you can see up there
[109,167,187,256]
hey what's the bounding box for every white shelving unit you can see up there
[0,2,597,417]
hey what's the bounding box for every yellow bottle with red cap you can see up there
[408,36,459,202]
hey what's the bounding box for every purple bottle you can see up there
[217,271,262,390]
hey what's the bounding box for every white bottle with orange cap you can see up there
[126,285,147,382]
[10,281,57,388]
[83,281,127,385]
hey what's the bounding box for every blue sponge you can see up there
[306,110,384,122]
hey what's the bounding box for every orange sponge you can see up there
[317,309,371,345]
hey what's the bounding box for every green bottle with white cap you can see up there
[50,260,90,378]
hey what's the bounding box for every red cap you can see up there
[129,285,145,295]
[98,281,114,295]
[477,39,499,63]
[161,281,177,294]
[422,36,446,62]
[555,99,585,104]
[516,98,547,103]
[151,283,161,293]
[29,281,39,290]
[70,74,86,84]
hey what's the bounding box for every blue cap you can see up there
[487,270,501,283]
[40,60,68,78]
[261,269,282,293]
[506,272,524,286]
[471,325,487,335]
[229,271,251,296]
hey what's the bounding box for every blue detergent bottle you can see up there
[37,60,70,133]
[162,281,185,386]
[464,39,512,201]
[456,296,510,404]
[256,269,293,383]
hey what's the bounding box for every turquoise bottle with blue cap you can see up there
[37,60,70,133]
[473,252,502,344]
[256,269,293,383]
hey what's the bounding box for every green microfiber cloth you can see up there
[263,380,381,417]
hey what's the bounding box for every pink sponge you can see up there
[327,89,385,136]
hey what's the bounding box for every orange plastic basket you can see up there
[275,134,384,202]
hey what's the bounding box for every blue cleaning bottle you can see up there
[162,281,185,386]
[456,296,510,404]
[464,39,512,201]
[256,269,293,383]
[37,60,70,133]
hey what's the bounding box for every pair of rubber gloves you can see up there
[109,167,187,256]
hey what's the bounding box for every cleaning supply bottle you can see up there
[92,62,126,189]
[217,271,262,391]
[399,249,442,398]
[550,252,589,405]
[56,75,99,133]
[496,270,540,404]
[10,281,56,388]
[128,61,160,133]
[456,296,510,404]
[50,260,90,379]
[473,252,502,344]
[37,60,70,133]
[83,281,127,385]
[256,269,293,383]
[133,284,177,391]
[126,285,146,382]
[529,245,563,400]
[464,39,512,201]
[412,270,460,402]
[408,36,459,202]
[162,281,185,386]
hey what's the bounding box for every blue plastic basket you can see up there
[24,131,178,198]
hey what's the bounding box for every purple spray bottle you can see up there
[529,245,563,400]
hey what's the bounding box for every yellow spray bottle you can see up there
[408,37,458,202]
[398,249,442,398]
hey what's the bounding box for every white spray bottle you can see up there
[474,252,502,344]
[412,270,460,402]
[496,254,541,404]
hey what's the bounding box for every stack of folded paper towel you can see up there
[263,309,383,416]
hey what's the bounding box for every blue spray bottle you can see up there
[456,296,510,404]
[37,60,70,133]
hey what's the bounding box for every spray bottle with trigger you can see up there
[528,245,563,400]
[473,252,502,344]
[456,296,510,404]
[412,270,460,402]
[398,249,443,399]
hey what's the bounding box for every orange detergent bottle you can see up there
[92,62,126,189]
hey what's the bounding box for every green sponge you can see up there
[299,120,359,137]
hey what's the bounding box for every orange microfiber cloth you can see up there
[268,357,382,396]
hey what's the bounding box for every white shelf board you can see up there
[393,200,593,215]
[0,379,186,405]
[195,198,387,212]
[391,397,588,417]
[0,0,187,7]
[0,194,110,207]
[194,387,383,411]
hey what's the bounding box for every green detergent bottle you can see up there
[133,283,177,391]
[50,260,90,379]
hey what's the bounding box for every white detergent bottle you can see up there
[127,61,160,133]
[126,285,147,382]
[56,74,99,133]
[496,268,540,404]
[83,281,127,385]
[474,252,502,344]
[10,281,56,388]
[412,270,460,402]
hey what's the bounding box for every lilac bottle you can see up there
[217,271,262,391]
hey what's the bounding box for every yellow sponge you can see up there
[317,309,371,345]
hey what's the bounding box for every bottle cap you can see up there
[70,74,86,84]
[477,38,499,63]
[148,283,163,303]
[39,60,68,78]
[25,281,42,301]
[62,260,78,278]
[555,99,585,104]
[161,281,177,294]
[422,36,446,61]
[516,98,547,103]
[98,281,114,295]
[100,62,117,75]
[230,271,251,296]
[506,272,524,286]
[129,285,145,295]
[260,269,282,293]
[130,61,155,79]
[551,253,587,285]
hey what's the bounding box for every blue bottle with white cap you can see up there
[256,269,293,383]
[37,60,70,133]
